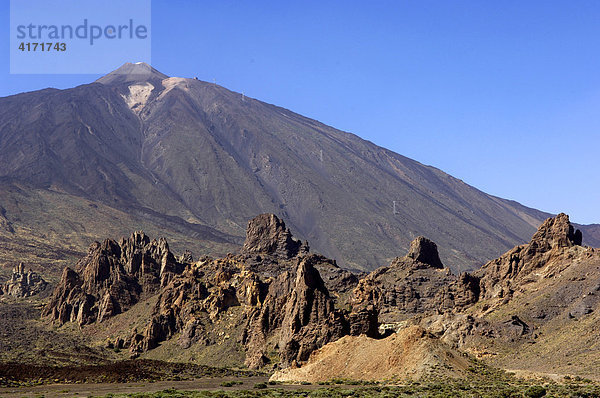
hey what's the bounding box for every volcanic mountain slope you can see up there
[0,183,239,279]
[43,214,377,369]
[2,62,598,272]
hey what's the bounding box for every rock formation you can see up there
[353,215,586,328]
[406,236,444,268]
[352,236,479,323]
[45,214,377,370]
[241,255,350,368]
[1,263,47,297]
[137,214,376,369]
[475,213,583,302]
[241,213,309,259]
[43,231,187,325]
[270,213,600,381]
[415,213,600,376]
[40,212,600,378]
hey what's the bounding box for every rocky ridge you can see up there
[271,212,600,381]
[43,212,600,379]
[45,214,377,369]
[391,214,600,379]
[475,213,583,302]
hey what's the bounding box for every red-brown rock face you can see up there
[243,256,351,368]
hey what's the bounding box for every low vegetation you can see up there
[86,380,600,398]
[0,361,265,387]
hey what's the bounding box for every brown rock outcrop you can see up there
[352,236,479,323]
[476,213,583,301]
[43,214,380,370]
[275,257,348,366]
[406,236,444,268]
[66,214,369,369]
[242,214,308,259]
[1,263,48,297]
[43,231,187,325]
[418,214,599,371]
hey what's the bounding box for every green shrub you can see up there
[524,385,547,398]
[253,382,267,389]
[219,381,235,387]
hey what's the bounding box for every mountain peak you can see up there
[95,62,169,86]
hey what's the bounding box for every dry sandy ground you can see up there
[271,325,471,383]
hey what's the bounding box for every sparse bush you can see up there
[220,381,235,387]
[253,382,267,389]
[524,385,547,398]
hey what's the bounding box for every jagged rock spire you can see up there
[242,214,308,259]
[529,213,582,252]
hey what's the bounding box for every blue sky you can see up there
[1,1,599,224]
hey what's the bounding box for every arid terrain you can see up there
[1,211,600,397]
[2,65,600,396]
